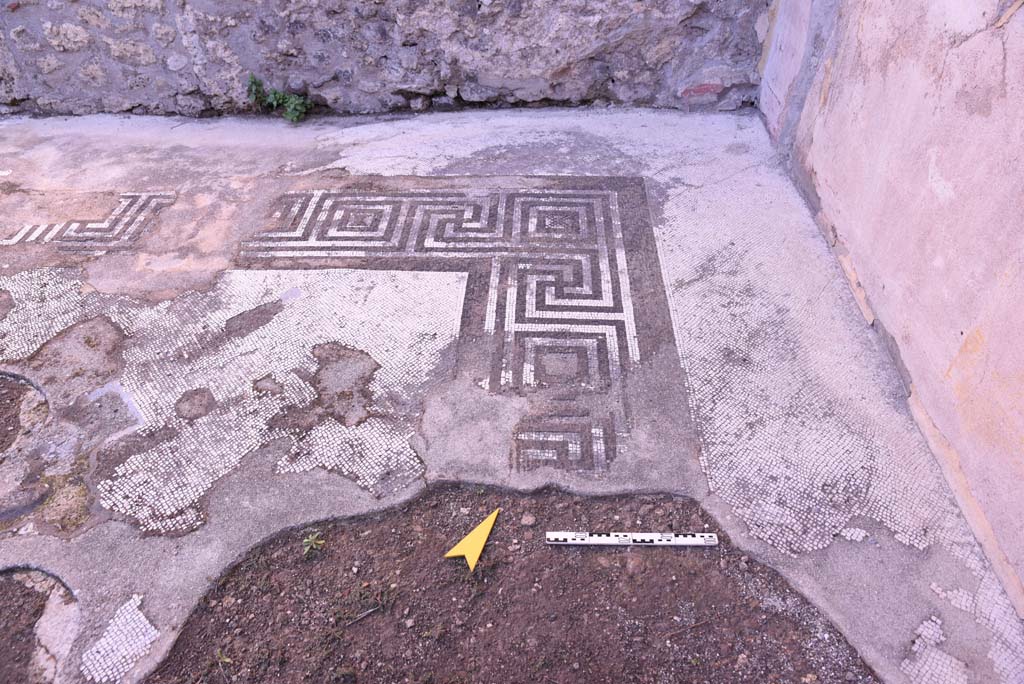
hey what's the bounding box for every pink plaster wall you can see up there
[764,0,1024,611]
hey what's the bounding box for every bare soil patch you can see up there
[0,572,48,683]
[146,485,878,684]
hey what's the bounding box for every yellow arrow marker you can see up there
[444,508,500,572]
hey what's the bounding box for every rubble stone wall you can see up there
[0,0,766,116]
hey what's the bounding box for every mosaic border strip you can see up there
[241,177,665,472]
[1,192,175,255]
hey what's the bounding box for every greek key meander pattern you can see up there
[1,193,175,254]
[242,188,642,471]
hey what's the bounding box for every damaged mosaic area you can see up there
[0,193,175,255]
[655,186,1024,682]
[0,267,466,533]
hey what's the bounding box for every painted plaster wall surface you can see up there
[763,0,1024,612]
[0,0,765,116]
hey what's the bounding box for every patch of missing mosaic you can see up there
[269,344,421,487]
[1,372,43,453]
[931,573,1024,683]
[19,316,127,408]
[0,267,466,534]
[0,364,142,537]
[80,594,158,683]
[1,315,138,536]
[654,191,1024,681]
[0,372,62,532]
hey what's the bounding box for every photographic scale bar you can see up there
[545,531,719,547]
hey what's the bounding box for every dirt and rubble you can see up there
[146,485,878,684]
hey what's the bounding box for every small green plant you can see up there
[246,74,266,107]
[247,74,313,123]
[280,95,312,123]
[302,530,325,556]
[264,88,289,110]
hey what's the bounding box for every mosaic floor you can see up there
[2,266,465,534]
[240,175,673,474]
[0,110,1021,684]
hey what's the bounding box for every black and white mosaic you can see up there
[242,177,673,473]
[0,177,683,535]
[0,193,174,255]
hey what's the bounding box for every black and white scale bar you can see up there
[545,531,718,547]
